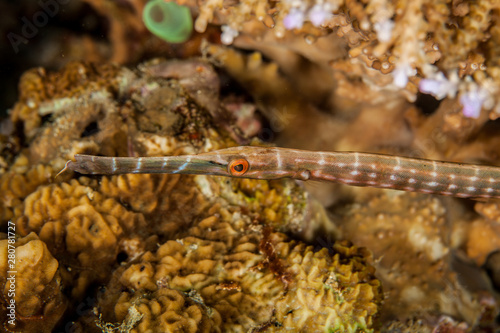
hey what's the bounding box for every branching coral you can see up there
[183,0,500,120]
[80,0,150,64]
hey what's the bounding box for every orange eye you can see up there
[228,159,249,176]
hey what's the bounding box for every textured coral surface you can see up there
[90,214,380,332]
[0,233,66,333]
[1,59,382,332]
[3,0,500,331]
[191,0,500,122]
[196,45,500,331]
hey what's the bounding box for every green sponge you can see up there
[143,0,193,43]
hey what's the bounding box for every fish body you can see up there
[64,146,500,199]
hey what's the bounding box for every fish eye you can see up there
[228,159,249,176]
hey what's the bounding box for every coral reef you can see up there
[466,202,500,265]
[8,0,500,127]
[88,212,380,332]
[337,192,474,322]
[0,232,66,333]
[336,190,499,331]
[1,59,381,331]
[195,48,500,331]
[189,0,500,122]
[4,0,500,330]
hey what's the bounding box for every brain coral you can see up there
[1,59,382,331]
[86,209,381,332]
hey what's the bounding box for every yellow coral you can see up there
[338,191,489,324]
[3,59,382,331]
[0,233,66,333]
[0,164,53,227]
[274,241,381,332]
[11,63,122,141]
[88,210,381,332]
[16,179,151,299]
[111,289,220,332]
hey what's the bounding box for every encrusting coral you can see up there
[0,232,66,333]
[0,58,382,332]
[336,190,499,331]
[88,208,381,332]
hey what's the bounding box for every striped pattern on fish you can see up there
[61,146,500,199]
